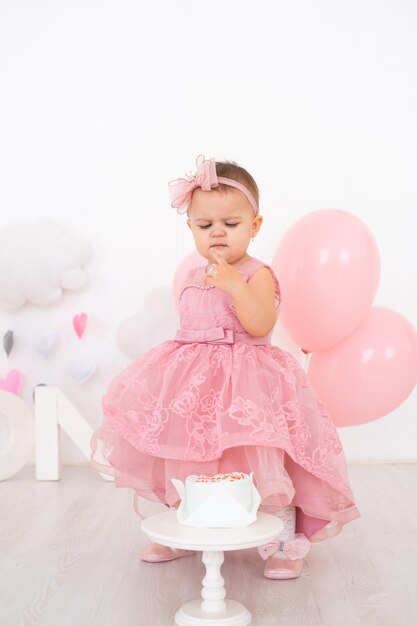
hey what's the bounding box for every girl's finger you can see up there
[210,249,228,265]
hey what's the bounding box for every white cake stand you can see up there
[141,511,283,626]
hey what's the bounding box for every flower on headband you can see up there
[185,171,197,183]
[168,154,219,214]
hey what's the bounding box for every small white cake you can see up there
[171,471,261,528]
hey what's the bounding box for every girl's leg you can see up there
[262,504,305,579]
[270,504,296,558]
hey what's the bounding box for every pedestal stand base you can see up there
[175,599,251,626]
[141,511,283,626]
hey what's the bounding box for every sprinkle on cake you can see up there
[195,472,245,483]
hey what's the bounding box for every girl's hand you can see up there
[204,249,246,294]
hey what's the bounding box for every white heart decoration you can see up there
[32,333,60,357]
[69,355,97,385]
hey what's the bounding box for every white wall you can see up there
[0,0,416,463]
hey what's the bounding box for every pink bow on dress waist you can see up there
[257,533,311,561]
[174,326,271,346]
[175,327,234,344]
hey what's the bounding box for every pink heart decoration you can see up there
[0,369,23,395]
[73,313,88,339]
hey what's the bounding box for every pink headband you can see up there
[168,154,259,216]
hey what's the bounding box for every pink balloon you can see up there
[172,251,207,310]
[308,307,417,426]
[272,209,381,352]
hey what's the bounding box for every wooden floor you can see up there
[0,464,416,626]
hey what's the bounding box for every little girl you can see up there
[90,154,360,580]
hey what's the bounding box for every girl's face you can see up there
[187,188,263,266]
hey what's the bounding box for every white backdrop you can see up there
[0,0,416,463]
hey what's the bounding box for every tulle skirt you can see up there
[90,340,360,541]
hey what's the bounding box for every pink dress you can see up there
[90,256,360,542]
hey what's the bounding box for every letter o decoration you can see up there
[0,391,34,481]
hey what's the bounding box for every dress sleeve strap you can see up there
[181,265,204,288]
[245,259,281,310]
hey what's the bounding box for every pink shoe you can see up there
[258,531,310,579]
[139,542,196,563]
[263,556,304,580]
